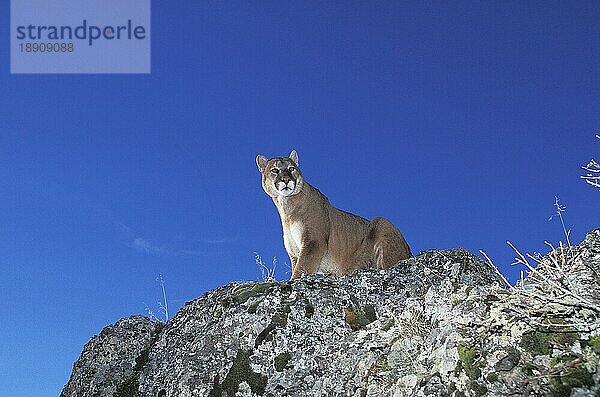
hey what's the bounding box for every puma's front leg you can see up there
[289,255,299,279]
[290,240,326,280]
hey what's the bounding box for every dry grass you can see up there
[581,134,600,190]
[482,241,600,331]
[254,252,277,282]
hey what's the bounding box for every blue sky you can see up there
[1,1,599,396]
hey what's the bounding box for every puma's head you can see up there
[256,150,304,198]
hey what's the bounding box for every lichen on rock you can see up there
[60,316,161,397]
[62,230,600,396]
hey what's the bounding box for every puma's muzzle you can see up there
[276,180,296,195]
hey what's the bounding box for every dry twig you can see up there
[581,135,600,190]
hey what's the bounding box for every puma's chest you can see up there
[283,222,304,254]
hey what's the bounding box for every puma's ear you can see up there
[289,150,298,165]
[256,155,268,172]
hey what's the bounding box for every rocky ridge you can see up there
[62,230,600,397]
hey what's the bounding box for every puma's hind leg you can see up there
[369,217,412,269]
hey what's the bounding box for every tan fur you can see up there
[256,150,412,280]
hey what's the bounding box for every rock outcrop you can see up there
[62,230,600,397]
[61,316,162,397]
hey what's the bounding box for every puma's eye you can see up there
[288,166,295,172]
[270,168,280,174]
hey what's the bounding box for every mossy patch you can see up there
[471,381,488,396]
[457,341,481,380]
[363,305,377,322]
[113,347,152,397]
[133,348,150,371]
[113,371,139,397]
[371,356,391,377]
[255,305,290,348]
[364,356,391,386]
[247,298,264,314]
[521,362,538,376]
[273,352,291,372]
[304,301,315,318]
[548,363,594,397]
[548,330,579,347]
[588,335,600,353]
[543,318,580,346]
[520,331,550,355]
[520,325,580,356]
[486,372,499,383]
[210,349,268,397]
[224,282,277,307]
[457,341,487,396]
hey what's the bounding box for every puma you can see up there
[256,150,412,280]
